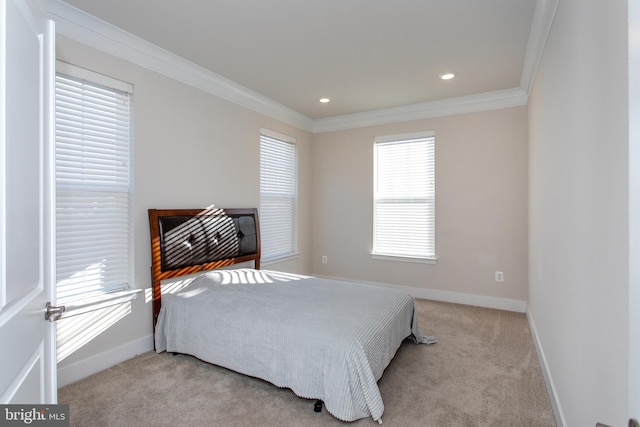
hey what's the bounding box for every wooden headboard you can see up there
[148,207,261,330]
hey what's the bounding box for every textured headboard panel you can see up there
[148,207,260,331]
[158,214,257,271]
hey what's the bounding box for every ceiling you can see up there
[57,0,537,121]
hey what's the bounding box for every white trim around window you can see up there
[372,130,437,263]
[259,128,298,263]
[55,61,140,318]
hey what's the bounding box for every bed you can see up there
[148,207,435,423]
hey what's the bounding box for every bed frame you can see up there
[148,207,261,331]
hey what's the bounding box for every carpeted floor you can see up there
[58,299,556,427]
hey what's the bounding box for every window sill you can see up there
[58,289,142,319]
[371,253,438,264]
[261,252,301,267]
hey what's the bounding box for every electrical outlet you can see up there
[322,255,327,264]
[495,271,504,282]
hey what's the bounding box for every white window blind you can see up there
[55,63,134,305]
[373,132,436,261]
[260,129,297,262]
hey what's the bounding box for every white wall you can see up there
[311,107,529,310]
[528,0,630,425]
[54,36,314,385]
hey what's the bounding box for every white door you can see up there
[0,0,56,404]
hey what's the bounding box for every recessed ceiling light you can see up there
[439,73,455,80]
[319,97,330,103]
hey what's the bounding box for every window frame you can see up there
[259,128,299,264]
[372,130,437,264]
[54,61,139,317]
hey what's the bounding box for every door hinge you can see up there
[45,302,65,322]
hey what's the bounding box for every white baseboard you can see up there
[316,274,527,313]
[57,334,154,388]
[526,312,566,427]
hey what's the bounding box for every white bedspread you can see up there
[155,269,431,423]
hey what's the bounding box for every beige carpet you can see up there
[58,299,556,427]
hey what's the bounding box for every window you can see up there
[55,62,136,309]
[259,129,297,262]
[373,131,436,262]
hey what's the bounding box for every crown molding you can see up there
[312,88,528,133]
[42,0,315,132]
[520,0,560,95]
[43,0,555,134]
[315,0,557,133]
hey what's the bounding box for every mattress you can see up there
[155,268,433,423]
